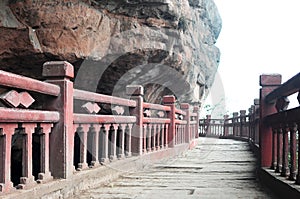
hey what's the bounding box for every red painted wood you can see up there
[180,103,190,143]
[259,74,281,167]
[0,69,60,97]
[281,126,289,177]
[143,103,171,112]
[126,85,144,156]
[142,118,170,124]
[74,89,136,108]
[38,123,53,182]
[74,114,136,124]
[175,108,186,116]
[175,120,187,125]
[43,61,74,79]
[0,107,59,123]
[0,124,17,193]
[265,73,300,103]
[44,61,74,179]
[19,124,35,188]
[163,96,175,148]
[289,124,297,180]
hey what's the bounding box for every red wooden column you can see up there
[0,125,17,192]
[126,85,144,156]
[281,125,289,177]
[180,103,190,143]
[275,127,283,173]
[296,123,300,184]
[289,124,297,180]
[43,61,74,178]
[270,128,278,170]
[163,96,176,148]
[259,74,281,167]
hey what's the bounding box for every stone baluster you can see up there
[147,124,152,152]
[281,125,289,177]
[275,127,283,173]
[90,124,100,167]
[156,124,160,150]
[37,124,53,183]
[270,128,278,170]
[296,123,300,184]
[152,124,156,151]
[125,124,132,157]
[289,123,297,180]
[77,124,89,170]
[0,124,17,192]
[18,124,36,189]
[99,124,110,163]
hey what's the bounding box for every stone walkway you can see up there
[70,138,278,199]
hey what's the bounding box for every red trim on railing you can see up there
[143,102,171,111]
[175,108,186,116]
[0,70,60,96]
[0,107,60,123]
[142,118,170,124]
[73,114,136,124]
[74,89,136,107]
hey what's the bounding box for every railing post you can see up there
[259,74,282,167]
[180,103,190,143]
[223,115,229,137]
[232,112,238,137]
[126,85,144,156]
[240,110,246,137]
[163,96,176,148]
[43,61,74,179]
[289,123,297,180]
[206,115,211,136]
[254,99,260,144]
[193,106,200,139]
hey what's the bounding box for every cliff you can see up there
[0,0,221,104]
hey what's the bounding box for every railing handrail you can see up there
[0,70,61,97]
[142,118,171,124]
[74,89,136,107]
[265,72,300,103]
[73,114,136,124]
[143,102,171,112]
[175,108,186,116]
[0,107,60,123]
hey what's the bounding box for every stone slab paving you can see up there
[69,138,278,199]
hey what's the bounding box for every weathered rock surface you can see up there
[0,0,221,104]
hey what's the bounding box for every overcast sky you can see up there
[202,0,300,117]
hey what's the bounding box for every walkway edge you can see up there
[2,143,192,199]
[259,168,300,199]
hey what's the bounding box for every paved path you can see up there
[71,138,278,199]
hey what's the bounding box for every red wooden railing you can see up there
[200,72,300,189]
[260,74,300,184]
[0,61,199,194]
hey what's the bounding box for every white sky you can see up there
[202,0,300,117]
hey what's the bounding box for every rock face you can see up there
[0,0,221,104]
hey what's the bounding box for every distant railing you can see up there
[0,61,199,194]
